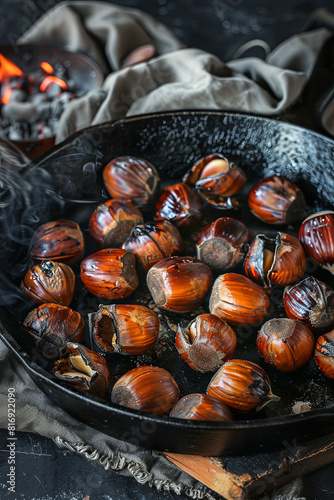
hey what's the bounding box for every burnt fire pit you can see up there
[0,44,104,159]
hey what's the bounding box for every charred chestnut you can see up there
[103,156,160,207]
[122,220,184,271]
[257,318,315,372]
[53,343,110,397]
[147,256,212,313]
[169,393,233,421]
[89,199,144,248]
[207,359,279,412]
[80,248,138,300]
[284,276,334,330]
[183,154,247,209]
[209,273,269,326]
[155,183,202,232]
[175,313,237,373]
[89,304,159,355]
[244,232,306,289]
[314,330,334,379]
[196,217,250,270]
[299,211,334,274]
[111,365,180,415]
[21,260,75,306]
[30,219,84,266]
[22,303,85,359]
[248,176,306,224]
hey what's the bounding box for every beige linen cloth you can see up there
[0,2,334,499]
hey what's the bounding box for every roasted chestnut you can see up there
[169,393,233,422]
[154,183,202,231]
[244,232,306,289]
[299,211,334,274]
[207,359,279,412]
[248,175,306,224]
[146,256,212,313]
[20,260,75,306]
[284,276,334,330]
[183,154,247,208]
[209,273,269,326]
[89,304,159,355]
[80,248,138,300]
[257,318,315,372]
[111,366,180,415]
[120,43,155,68]
[53,343,110,397]
[103,156,160,207]
[175,313,237,373]
[89,199,144,248]
[122,220,184,271]
[22,303,85,359]
[196,217,250,270]
[30,219,84,266]
[314,330,334,379]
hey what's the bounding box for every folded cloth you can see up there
[19,2,334,141]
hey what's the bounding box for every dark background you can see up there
[1,1,334,499]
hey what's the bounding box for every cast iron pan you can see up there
[1,110,334,457]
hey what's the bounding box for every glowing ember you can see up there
[0,54,23,81]
[40,76,68,93]
[1,86,12,104]
[40,62,54,74]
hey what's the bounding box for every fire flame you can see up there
[0,53,23,81]
[40,76,67,92]
[40,61,54,74]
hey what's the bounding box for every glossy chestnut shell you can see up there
[22,303,85,359]
[103,156,160,207]
[175,313,237,373]
[183,154,247,208]
[111,365,180,415]
[248,175,306,224]
[257,318,315,372]
[53,342,110,397]
[169,393,233,422]
[29,219,84,266]
[122,220,184,271]
[207,359,279,413]
[155,183,202,231]
[21,260,75,306]
[299,211,334,274]
[314,330,334,379]
[244,232,306,289]
[146,256,212,313]
[284,276,334,330]
[80,248,138,300]
[89,304,160,355]
[89,199,144,248]
[196,217,250,270]
[209,273,269,326]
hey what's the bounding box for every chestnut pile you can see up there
[20,153,334,422]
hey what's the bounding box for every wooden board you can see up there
[163,433,334,499]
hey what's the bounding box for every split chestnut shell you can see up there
[22,303,85,359]
[147,256,212,313]
[248,176,306,224]
[89,304,159,355]
[284,276,334,330]
[175,313,237,373]
[257,318,315,372]
[21,260,75,306]
[80,248,138,300]
[196,217,250,271]
[207,359,279,413]
[314,330,334,379]
[299,211,334,274]
[53,343,110,397]
[111,365,180,415]
[169,393,233,422]
[30,219,84,266]
[244,232,306,289]
[209,273,269,326]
